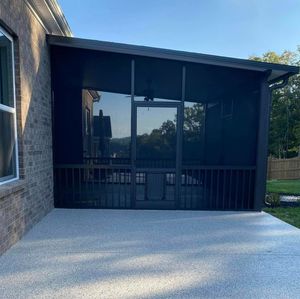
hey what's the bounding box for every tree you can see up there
[183,103,205,160]
[136,120,176,160]
[136,103,205,161]
[250,48,300,158]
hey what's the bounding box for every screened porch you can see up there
[49,36,297,210]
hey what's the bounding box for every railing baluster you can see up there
[79,166,82,206]
[203,169,207,208]
[242,170,246,209]
[210,170,213,209]
[229,169,233,209]
[71,167,75,205]
[216,169,220,209]
[85,165,89,207]
[183,171,186,208]
[235,170,239,210]
[118,168,121,208]
[125,169,129,208]
[58,167,62,206]
[112,169,114,208]
[64,168,68,205]
[222,170,226,210]
[98,167,101,207]
[92,165,95,206]
[188,170,191,209]
[248,170,252,210]
[192,169,195,209]
[104,168,108,208]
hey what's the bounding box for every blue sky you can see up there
[59,1,299,138]
[93,92,177,137]
[58,0,300,59]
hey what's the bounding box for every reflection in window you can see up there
[0,28,18,184]
[82,90,131,164]
[136,107,177,168]
[183,101,205,165]
[0,111,16,179]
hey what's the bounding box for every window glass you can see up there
[0,31,14,107]
[136,106,177,168]
[0,110,16,180]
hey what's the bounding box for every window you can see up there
[85,108,91,135]
[0,27,18,184]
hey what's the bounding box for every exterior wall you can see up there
[0,0,54,254]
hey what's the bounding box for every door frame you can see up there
[131,101,183,208]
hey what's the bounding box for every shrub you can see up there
[265,193,281,208]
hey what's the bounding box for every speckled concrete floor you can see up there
[1,209,300,299]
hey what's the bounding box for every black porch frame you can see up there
[49,35,298,211]
[131,100,183,209]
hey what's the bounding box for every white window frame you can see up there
[0,26,19,185]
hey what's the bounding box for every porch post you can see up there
[130,59,136,208]
[254,74,271,211]
[175,65,185,208]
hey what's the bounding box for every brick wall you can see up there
[0,0,54,254]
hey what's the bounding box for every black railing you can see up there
[54,164,132,209]
[84,157,176,168]
[181,166,255,210]
[54,164,256,210]
[83,157,130,165]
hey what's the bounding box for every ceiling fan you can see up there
[124,79,155,101]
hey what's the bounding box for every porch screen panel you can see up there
[85,91,131,164]
[182,101,205,166]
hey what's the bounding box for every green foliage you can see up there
[110,137,131,157]
[250,48,300,158]
[265,193,281,208]
[267,179,300,195]
[183,103,204,133]
[263,207,300,229]
[135,103,205,160]
[183,103,205,160]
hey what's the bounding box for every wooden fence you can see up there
[267,157,300,180]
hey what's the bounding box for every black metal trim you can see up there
[47,35,299,82]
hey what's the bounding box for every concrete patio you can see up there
[0,209,300,299]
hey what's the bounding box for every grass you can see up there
[264,207,300,229]
[266,179,300,195]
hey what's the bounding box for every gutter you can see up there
[26,0,72,36]
[88,90,101,103]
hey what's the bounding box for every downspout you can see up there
[269,76,289,92]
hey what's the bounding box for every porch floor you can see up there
[1,209,300,298]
